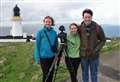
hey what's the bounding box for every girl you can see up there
[34,16,58,82]
[65,23,81,82]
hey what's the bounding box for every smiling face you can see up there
[70,25,78,33]
[83,13,92,25]
[44,18,52,28]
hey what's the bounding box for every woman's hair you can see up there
[43,16,55,26]
[82,9,93,16]
[69,23,78,29]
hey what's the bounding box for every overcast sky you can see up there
[0,0,120,27]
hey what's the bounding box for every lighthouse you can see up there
[11,4,23,37]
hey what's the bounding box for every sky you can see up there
[0,0,120,27]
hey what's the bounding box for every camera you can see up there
[58,25,67,43]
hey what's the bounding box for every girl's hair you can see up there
[69,23,78,29]
[43,16,55,26]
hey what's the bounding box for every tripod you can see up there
[45,42,75,82]
[45,25,75,82]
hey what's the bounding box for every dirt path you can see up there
[65,49,120,82]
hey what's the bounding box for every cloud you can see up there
[0,0,119,27]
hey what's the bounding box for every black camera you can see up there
[58,25,67,43]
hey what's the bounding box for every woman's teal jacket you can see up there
[34,26,58,64]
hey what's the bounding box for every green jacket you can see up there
[66,32,80,58]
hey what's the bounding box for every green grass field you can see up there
[0,42,69,82]
[0,39,119,82]
[101,39,120,52]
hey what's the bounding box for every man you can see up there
[79,9,106,82]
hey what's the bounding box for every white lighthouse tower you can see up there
[11,5,23,37]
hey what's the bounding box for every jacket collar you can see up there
[44,26,53,31]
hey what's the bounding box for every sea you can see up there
[0,24,120,38]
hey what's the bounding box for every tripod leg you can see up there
[52,50,63,82]
[45,45,63,82]
[44,56,57,82]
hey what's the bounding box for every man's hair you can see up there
[82,9,93,16]
[43,16,55,26]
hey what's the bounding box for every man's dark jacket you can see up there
[78,21,106,60]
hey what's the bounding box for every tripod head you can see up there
[58,25,67,44]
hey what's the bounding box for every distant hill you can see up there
[102,24,120,38]
[0,24,120,38]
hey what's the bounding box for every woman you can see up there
[65,23,81,82]
[34,16,58,82]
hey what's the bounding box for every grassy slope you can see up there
[0,39,119,82]
[0,42,69,82]
[101,39,120,53]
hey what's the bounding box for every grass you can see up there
[101,39,120,53]
[0,39,119,82]
[0,42,69,82]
